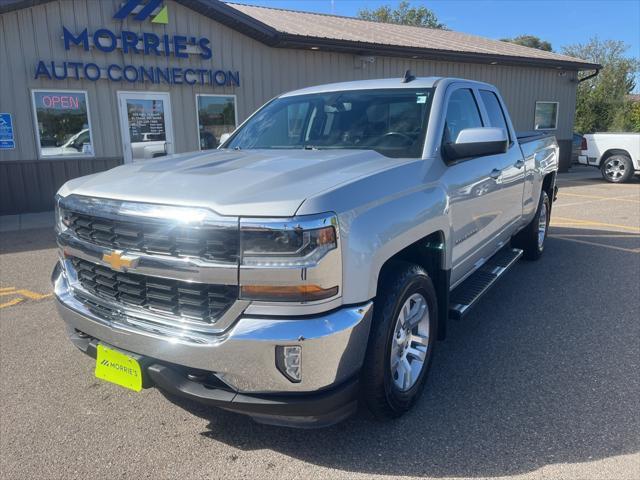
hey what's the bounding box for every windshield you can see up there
[226,88,434,158]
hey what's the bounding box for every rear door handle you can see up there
[515,159,525,169]
[490,168,502,180]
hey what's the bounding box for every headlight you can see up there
[239,213,341,302]
[55,195,72,233]
[241,224,336,267]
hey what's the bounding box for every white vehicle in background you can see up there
[131,133,167,160]
[578,133,640,183]
[41,129,92,156]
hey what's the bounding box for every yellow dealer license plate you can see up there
[95,344,142,392]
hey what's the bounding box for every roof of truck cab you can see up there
[279,77,491,97]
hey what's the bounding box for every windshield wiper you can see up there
[303,145,318,150]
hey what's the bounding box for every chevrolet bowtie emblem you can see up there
[102,250,139,271]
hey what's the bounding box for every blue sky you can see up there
[229,0,640,68]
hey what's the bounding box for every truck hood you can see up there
[60,149,407,217]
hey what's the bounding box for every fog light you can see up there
[276,345,302,383]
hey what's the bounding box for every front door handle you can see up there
[490,168,502,180]
[515,159,525,169]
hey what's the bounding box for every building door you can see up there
[117,92,174,163]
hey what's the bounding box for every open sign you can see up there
[40,94,81,110]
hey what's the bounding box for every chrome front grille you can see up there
[65,211,238,263]
[71,257,237,324]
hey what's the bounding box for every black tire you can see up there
[601,154,634,183]
[512,190,550,261]
[361,261,437,419]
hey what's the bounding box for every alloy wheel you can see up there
[389,293,430,392]
[538,200,548,250]
[604,158,626,181]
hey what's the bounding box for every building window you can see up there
[31,90,94,158]
[196,95,237,150]
[534,101,558,130]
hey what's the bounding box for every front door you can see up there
[441,87,504,287]
[117,92,174,163]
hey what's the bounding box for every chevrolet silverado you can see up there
[53,75,558,427]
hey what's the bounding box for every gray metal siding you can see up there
[0,0,578,214]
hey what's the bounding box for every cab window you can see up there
[444,89,483,142]
[480,90,510,141]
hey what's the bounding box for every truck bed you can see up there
[516,131,556,144]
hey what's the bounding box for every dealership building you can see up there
[0,0,598,215]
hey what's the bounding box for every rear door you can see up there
[477,89,525,238]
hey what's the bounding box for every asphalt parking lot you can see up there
[1,166,638,480]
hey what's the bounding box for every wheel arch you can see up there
[599,149,631,166]
[377,231,449,340]
[542,171,557,204]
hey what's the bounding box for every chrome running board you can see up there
[449,247,523,320]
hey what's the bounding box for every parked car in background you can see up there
[199,130,218,150]
[41,128,92,156]
[578,133,640,183]
[572,133,584,164]
[130,132,167,160]
[53,76,558,427]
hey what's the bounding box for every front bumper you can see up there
[53,261,373,425]
[68,334,361,427]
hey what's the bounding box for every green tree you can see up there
[611,100,640,132]
[358,1,446,29]
[563,37,639,133]
[500,35,552,52]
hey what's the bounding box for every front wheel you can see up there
[601,155,633,183]
[361,261,437,419]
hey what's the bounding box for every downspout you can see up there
[578,68,600,83]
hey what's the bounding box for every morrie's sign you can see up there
[34,4,240,87]
[62,26,213,59]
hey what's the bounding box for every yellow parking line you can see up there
[554,200,610,208]
[558,178,639,187]
[550,235,640,254]
[15,289,52,300]
[551,216,640,233]
[559,192,640,204]
[553,233,640,238]
[0,298,24,308]
[0,286,52,309]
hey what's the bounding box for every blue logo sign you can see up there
[114,0,169,24]
[0,113,15,150]
[32,3,240,88]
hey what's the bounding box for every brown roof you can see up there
[1,0,599,70]
[227,2,598,70]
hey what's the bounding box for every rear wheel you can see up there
[601,154,633,183]
[362,261,437,419]
[513,190,550,261]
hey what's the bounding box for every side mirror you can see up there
[444,127,508,161]
[218,133,231,147]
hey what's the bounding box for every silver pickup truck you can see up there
[52,76,558,427]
